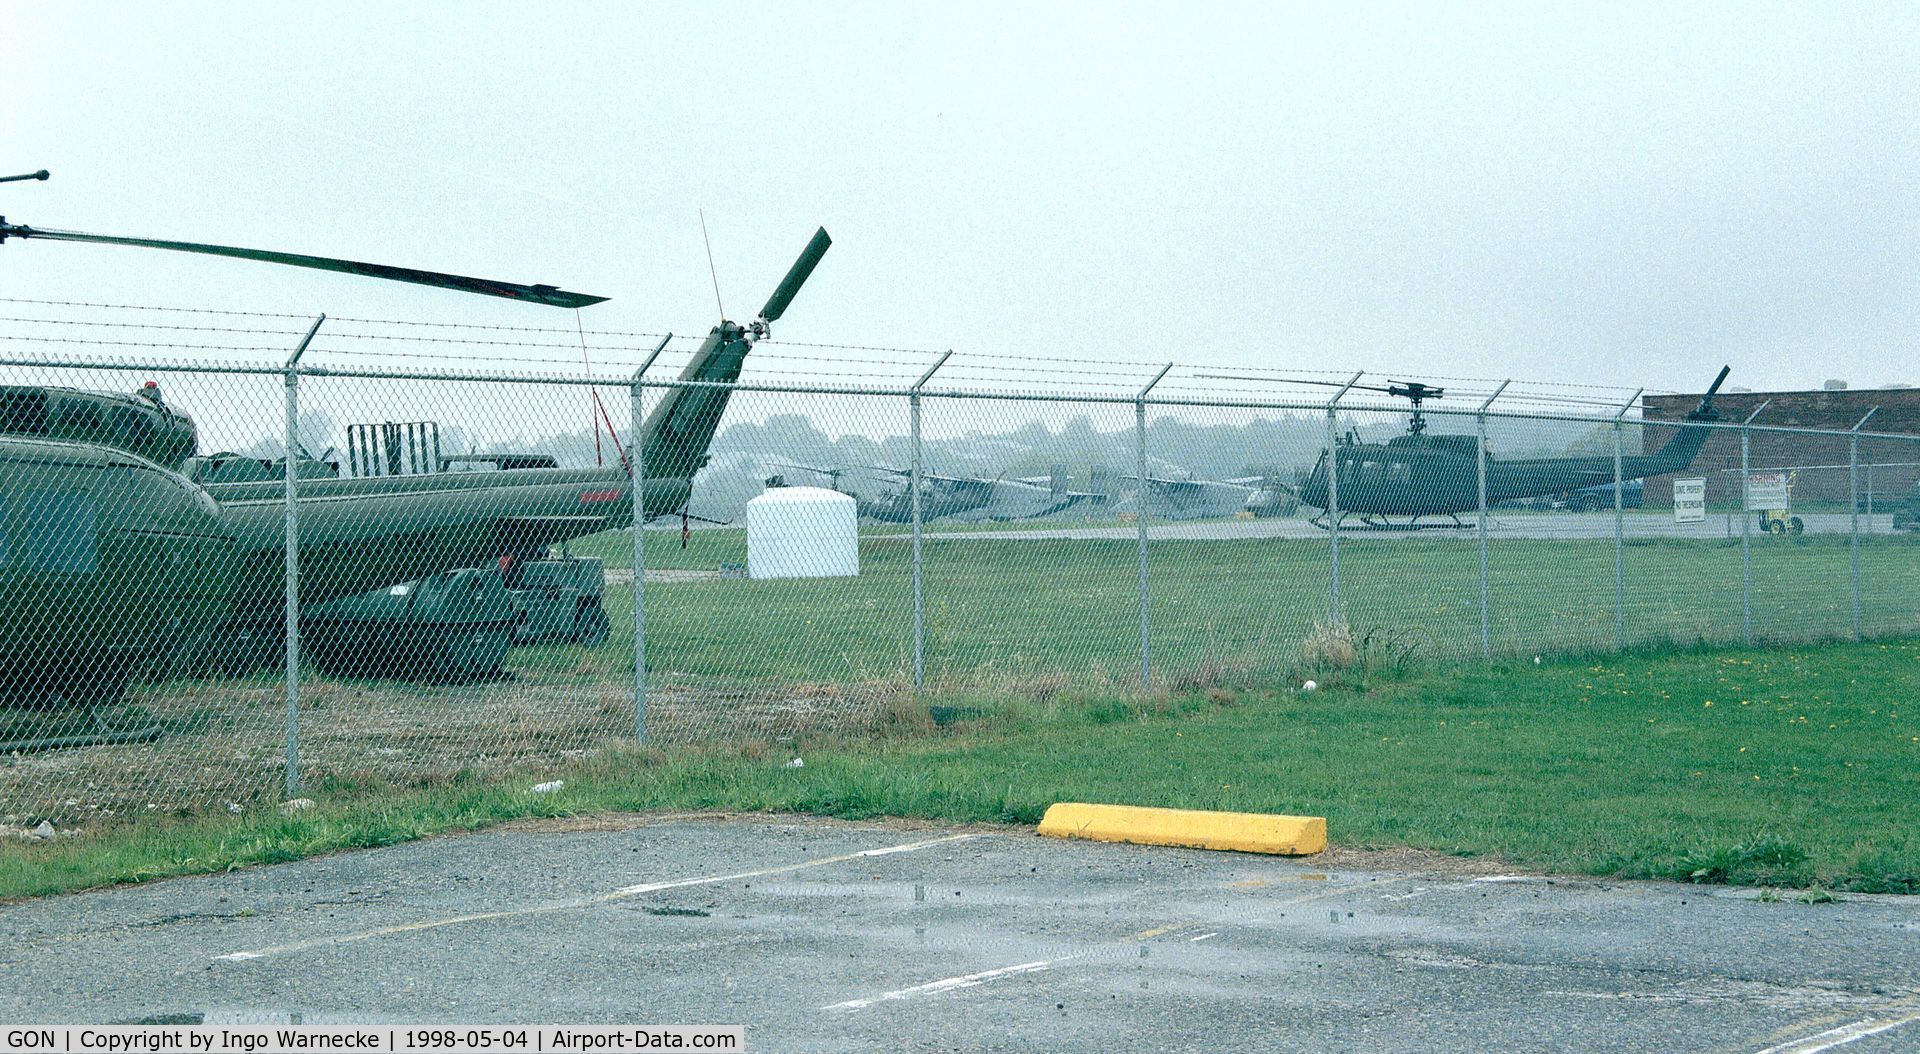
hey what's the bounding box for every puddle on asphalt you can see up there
[114,1011,395,1025]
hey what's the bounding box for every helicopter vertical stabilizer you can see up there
[640,228,831,485]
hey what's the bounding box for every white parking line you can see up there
[214,832,983,963]
[819,876,1406,1012]
[1751,1009,1920,1054]
[823,961,1055,1011]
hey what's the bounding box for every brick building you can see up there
[1640,385,1920,509]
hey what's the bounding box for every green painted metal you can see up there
[0,224,607,308]
[0,436,238,702]
[1296,367,1731,527]
[304,567,517,681]
[0,227,834,707]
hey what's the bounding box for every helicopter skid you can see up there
[0,701,163,753]
[1308,512,1470,532]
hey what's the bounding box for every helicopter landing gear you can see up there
[1308,512,1470,531]
[1359,513,1468,530]
[0,688,161,754]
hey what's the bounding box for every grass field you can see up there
[4,525,1916,891]
[559,527,1920,690]
[4,637,1915,899]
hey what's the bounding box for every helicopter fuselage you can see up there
[0,436,237,701]
[1297,420,1716,518]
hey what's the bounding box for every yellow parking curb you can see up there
[1037,802,1326,856]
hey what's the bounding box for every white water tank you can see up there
[746,486,859,580]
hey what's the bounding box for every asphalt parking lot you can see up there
[4,815,1918,1052]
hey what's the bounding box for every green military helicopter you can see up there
[1292,368,1731,528]
[0,169,831,712]
[773,462,1095,522]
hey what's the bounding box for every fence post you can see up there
[1135,363,1173,691]
[1475,381,1508,661]
[1325,372,1363,625]
[1850,433,1862,641]
[1737,402,1768,647]
[1849,407,1878,642]
[1613,424,1626,652]
[910,352,951,692]
[1611,388,1641,654]
[1740,425,1752,645]
[281,315,324,800]
[630,336,668,742]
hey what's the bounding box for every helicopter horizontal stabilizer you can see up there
[0,224,608,308]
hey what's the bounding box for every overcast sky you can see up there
[6,1,1917,395]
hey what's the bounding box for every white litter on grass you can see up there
[281,798,316,814]
[1301,680,1318,692]
[1534,656,1542,665]
[786,758,806,769]
[530,781,565,795]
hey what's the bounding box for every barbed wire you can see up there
[0,296,1734,404]
[0,334,293,354]
[0,315,315,337]
[0,296,318,319]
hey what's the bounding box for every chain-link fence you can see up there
[4,312,1918,832]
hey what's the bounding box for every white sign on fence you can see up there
[1746,471,1790,511]
[1673,477,1706,523]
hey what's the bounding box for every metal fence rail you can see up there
[3,338,1918,831]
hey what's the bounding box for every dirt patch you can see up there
[493,810,1004,837]
[1313,843,1525,878]
[0,674,898,830]
[603,569,725,585]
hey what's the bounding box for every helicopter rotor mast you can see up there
[0,168,606,308]
[1384,381,1444,435]
[1196,373,1448,436]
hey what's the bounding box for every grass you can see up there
[550,527,1920,689]
[5,637,1917,900]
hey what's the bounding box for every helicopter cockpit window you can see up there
[53,398,105,441]
[1,387,50,436]
[1387,463,1414,486]
[114,407,157,455]
[21,489,99,574]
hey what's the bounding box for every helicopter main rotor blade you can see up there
[757,227,831,323]
[0,223,608,308]
[1191,373,1399,396]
